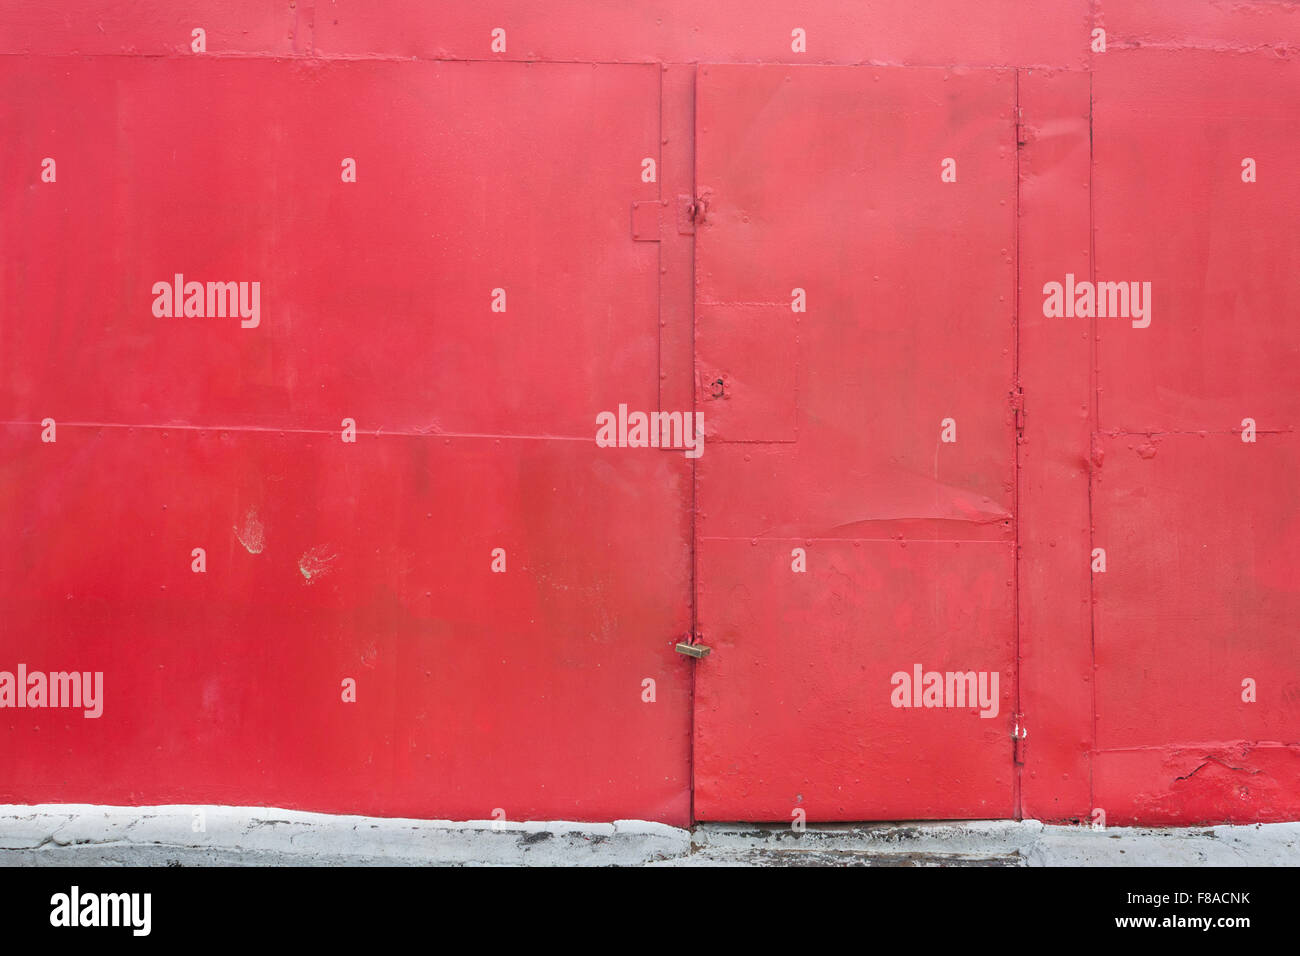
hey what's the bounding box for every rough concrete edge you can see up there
[692,819,1300,866]
[0,805,690,867]
[3,807,1298,866]
[692,820,1044,858]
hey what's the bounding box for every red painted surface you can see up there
[1,54,691,824]
[3,2,1298,826]
[1015,69,1094,822]
[1087,47,1300,824]
[693,64,1017,820]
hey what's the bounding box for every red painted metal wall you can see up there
[3,1,1298,826]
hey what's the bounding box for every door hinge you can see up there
[1012,717,1028,764]
[1015,107,1027,147]
[1010,385,1025,435]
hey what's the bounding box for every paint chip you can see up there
[233,507,265,554]
[299,545,337,584]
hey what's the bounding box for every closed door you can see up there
[692,64,1019,821]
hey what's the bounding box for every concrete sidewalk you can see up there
[1,805,1296,866]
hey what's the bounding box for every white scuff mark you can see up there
[298,545,337,584]
[233,508,265,555]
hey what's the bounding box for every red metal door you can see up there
[692,64,1019,821]
[0,57,693,824]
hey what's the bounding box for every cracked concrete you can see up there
[1,806,1297,866]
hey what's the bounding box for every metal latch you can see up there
[678,194,704,234]
[635,196,705,240]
